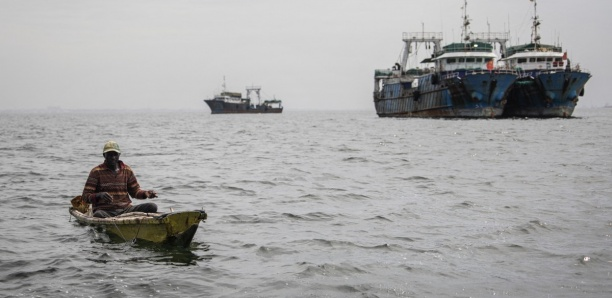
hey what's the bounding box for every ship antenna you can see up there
[222,76,226,92]
[531,0,541,48]
[461,0,471,42]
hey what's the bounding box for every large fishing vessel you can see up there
[373,1,517,118]
[500,0,591,118]
[204,81,283,114]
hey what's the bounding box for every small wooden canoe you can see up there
[69,207,207,248]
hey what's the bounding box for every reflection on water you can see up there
[85,239,211,266]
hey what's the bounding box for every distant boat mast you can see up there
[461,0,471,42]
[531,0,541,48]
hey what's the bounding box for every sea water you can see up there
[0,108,611,297]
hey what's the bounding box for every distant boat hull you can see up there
[204,99,283,114]
[503,71,591,118]
[374,71,516,118]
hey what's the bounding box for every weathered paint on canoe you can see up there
[69,208,207,248]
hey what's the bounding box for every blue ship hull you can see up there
[374,71,517,118]
[503,71,591,118]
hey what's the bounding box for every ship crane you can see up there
[245,86,262,106]
[400,32,443,71]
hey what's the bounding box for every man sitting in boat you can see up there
[82,140,158,218]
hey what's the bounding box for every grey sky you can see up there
[1,0,608,111]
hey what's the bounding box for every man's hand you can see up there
[145,190,158,199]
[95,192,113,204]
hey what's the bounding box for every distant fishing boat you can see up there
[500,0,591,118]
[203,79,283,114]
[373,0,517,118]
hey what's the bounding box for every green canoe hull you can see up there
[69,207,207,248]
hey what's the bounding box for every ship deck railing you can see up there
[515,66,590,78]
[442,68,517,79]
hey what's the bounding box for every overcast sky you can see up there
[1,0,608,111]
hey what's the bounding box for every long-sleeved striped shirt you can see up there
[82,161,148,212]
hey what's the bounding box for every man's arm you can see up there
[126,169,157,200]
[82,168,112,205]
[82,169,98,204]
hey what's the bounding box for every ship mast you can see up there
[531,0,541,48]
[461,0,471,42]
[465,0,510,58]
[471,20,509,55]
